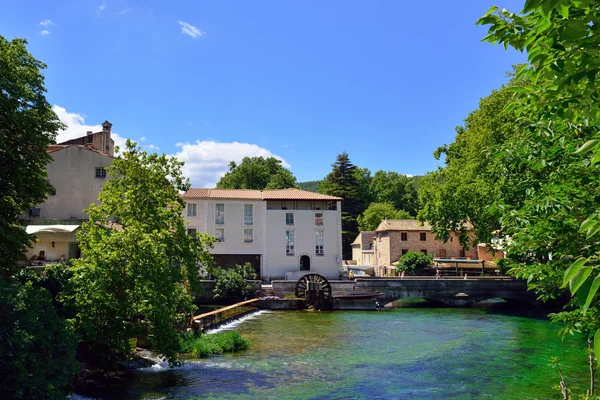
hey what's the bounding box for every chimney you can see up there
[87,131,93,136]
[102,120,112,134]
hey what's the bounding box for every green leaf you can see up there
[582,274,600,315]
[563,257,589,287]
[591,150,600,166]
[559,4,569,18]
[587,224,600,239]
[577,275,594,309]
[523,0,544,12]
[580,217,597,233]
[575,140,599,154]
[570,266,593,295]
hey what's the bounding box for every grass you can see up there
[178,330,250,358]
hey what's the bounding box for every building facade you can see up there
[181,188,343,280]
[368,219,477,275]
[22,123,115,263]
[351,231,375,266]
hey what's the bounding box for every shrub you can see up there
[0,277,78,399]
[210,263,257,301]
[396,251,433,275]
[178,331,250,358]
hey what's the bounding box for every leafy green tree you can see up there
[418,80,522,249]
[319,152,362,259]
[371,171,419,216]
[216,157,297,190]
[396,251,433,276]
[0,278,78,399]
[210,263,257,301]
[0,36,64,277]
[297,180,321,193]
[71,140,214,368]
[357,203,412,231]
[479,2,600,395]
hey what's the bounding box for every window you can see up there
[95,167,106,178]
[420,232,427,241]
[402,249,408,256]
[215,228,225,242]
[439,248,447,258]
[187,203,197,217]
[315,230,324,256]
[244,228,253,243]
[285,230,294,256]
[286,212,294,226]
[187,228,197,236]
[244,204,253,225]
[50,188,56,196]
[459,249,466,258]
[421,249,427,255]
[215,204,225,224]
[315,213,323,226]
[401,232,408,241]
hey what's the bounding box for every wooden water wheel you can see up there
[294,273,333,300]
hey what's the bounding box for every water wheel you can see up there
[294,273,333,300]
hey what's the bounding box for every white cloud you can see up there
[98,1,106,13]
[139,136,146,142]
[52,105,126,152]
[118,8,132,15]
[40,30,51,36]
[178,20,205,39]
[172,140,290,187]
[147,144,159,150]
[39,20,53,27]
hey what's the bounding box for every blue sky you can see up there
[2,0,526,186]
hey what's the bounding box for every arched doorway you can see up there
[300,255,311,271]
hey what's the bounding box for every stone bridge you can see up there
[272,277,537,307]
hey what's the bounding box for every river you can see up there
[83,305,591,399]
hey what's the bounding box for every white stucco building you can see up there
[22,122,114,263]
[181,188,343,280]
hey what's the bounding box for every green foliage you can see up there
[0,36,64,277]
[357,203,412,231]
[418,79,522,250]
[216,157,297,190]
[71,140,215,369]
[319,152,362,259]
[297,180,321,193]
[371,171,419,216]
[178,331,250,358]
[210,263,257,301]
[396,251,433,276]
[0,277,78,399]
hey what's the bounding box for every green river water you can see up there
[93,306,591,399]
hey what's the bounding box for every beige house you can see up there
[351,231,375,266]
[181,188,343,280]
[370,219,477,276]
[22,122,115,264]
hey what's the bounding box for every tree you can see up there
[418,79,522,249]
[210,263,257,301]
[297,180,321,193]
[0,37,64,277]
[371,171,419,216]
[396,251,433,276]
[0,279,78,399]
[357,203,412,231]
[216,157,297,190]
[479,2,600,396]
[71,141,214,369]
[319,152,362,259]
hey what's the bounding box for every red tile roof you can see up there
[181,187,343,201]
[46,144,113,157]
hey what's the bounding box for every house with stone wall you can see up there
[371,219,477,276]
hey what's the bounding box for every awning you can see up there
[26,225,80,234]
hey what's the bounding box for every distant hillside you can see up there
[298,180,321,193]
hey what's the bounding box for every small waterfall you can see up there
[206,309,269,334]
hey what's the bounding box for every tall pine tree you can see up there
[319,152,361,260]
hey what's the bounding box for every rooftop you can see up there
[46,144,113,158]
[375,219,432,232]
[181,187,343,201]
